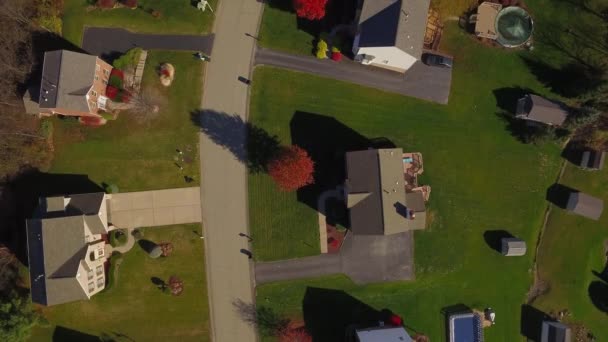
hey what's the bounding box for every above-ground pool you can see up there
[449,313,484,342]
[495,6,534,47]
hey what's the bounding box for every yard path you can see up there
[197,0,262,341]
[82,27,214,60]
[255,48,452,104]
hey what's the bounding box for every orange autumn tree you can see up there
[267,145,314,191]
[293,0,328,20]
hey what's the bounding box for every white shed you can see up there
[501,237,527,256]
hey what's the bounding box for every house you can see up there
[26,192,113,306]
[355,326,413,342]
[515,94,569,126]
[501,237,526,256]
[541,321,571,342]
[580,150,605,170]
[23,50,113,118]
[352,0,431,73]
[345,148,426,235]
[566,191,604,220]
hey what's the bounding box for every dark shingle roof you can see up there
[517,94,569,126]
[346,149,384,235]
[567,192,604,220]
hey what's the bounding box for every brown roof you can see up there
[516,94,569,126]
[567,192,604,220]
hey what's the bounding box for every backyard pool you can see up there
[449,312,484,342]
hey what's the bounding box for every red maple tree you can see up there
[293,0,328,20]
[267,145,314,191]
[279,327,312,342]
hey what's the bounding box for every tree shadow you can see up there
[589,281,608,313]
[546,183,577,209]
[192,110,281,173]
[483,230,514,253]
[52,326,101,342]
[520,304,551,341]
[291,112,385,214]
[2,169,103,265]
[303,287,384,342]
[554,0,608,20]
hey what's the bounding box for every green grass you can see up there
[259,1,316,56]
[63,0,218,46]
[29,224,209,341]
[534,164,608,338]
[249,22,565,340]
[49,51,201,192]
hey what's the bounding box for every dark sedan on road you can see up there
[422,53,453,68]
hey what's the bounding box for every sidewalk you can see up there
[198,0,263,341]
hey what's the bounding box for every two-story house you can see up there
[23,50,113,118]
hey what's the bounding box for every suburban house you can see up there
[23,50,113,118]
[26,192,113,306]
[541,321,571,342]
[580,150,605,170]
[515,94,569,126]
[352,0,431,73]
[566,191,604,221]
[354,326,413,342]
[345,148,428,235]
[501,237,527,256]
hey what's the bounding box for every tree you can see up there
[167,276,183,296]
[293,0,328,20]
[267,145,315,191]
[159,242,173,257]
[232,299,289,336]
[279,327,312,342]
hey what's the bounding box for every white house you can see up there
[352,0,430,73]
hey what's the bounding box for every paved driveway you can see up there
[255,231,413,284]
[255,48,452,104]
[108,187,201,228]
[82,27,214,60]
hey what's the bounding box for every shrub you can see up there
[159,242,173,257]
[168,276,183,296]
[122,0,137,8]
[151,9,161,18]
[40,120,53,139]
[331,51,342,62]
[112,48,142,70]
[132,229,143,240]
[293,0,328,20]
[109,229,128,247]
[108,75,123,89]
[103,183,119,193]
[267,145,315,191]
[105,85,119,100]
[99,111,115,121]
[316,39,328,59]
[97,0,116,8]
[331,46,340,53]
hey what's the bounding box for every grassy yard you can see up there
[249,21,563,340]
[29,224,209,341]
[48,50,201,192]
[63,0,218,46]
[533,164,608,339]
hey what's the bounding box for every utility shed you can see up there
[515,94,569,126]
[541,321,571,342]
[355,326,413,342]
[501,237,526,256]
[566,192,604,220]
[580,150,605,170]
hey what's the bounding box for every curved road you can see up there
[198,1,263,341]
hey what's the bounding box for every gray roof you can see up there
[39,50,97,112]
[567,192,604,220]
[27,216,88,306]
[541,321,571,342]
[516,94,569,126]
[346,149,425,235]
[357,0,431,59]
[581,150,605,170]
[356,326,413,342]
[501,237,527,256]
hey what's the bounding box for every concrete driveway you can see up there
[82,27,214,60]
[108,187,201,228]
[255,48,452,104]
[255,231,414,285]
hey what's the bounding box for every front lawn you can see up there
[29,224,210,341]
[533,164,608,339]
[49,51,201,192]
[249,22,563,340]
[63,0,218,46]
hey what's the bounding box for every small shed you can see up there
[541,321,571,342]
[580,150,605,170]
[501,237,527,256]
[566,192,604,220]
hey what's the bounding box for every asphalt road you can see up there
[197,0,262,341]
[82,27,214,60]
[255,48,452,104]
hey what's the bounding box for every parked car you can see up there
[422,53,453,68]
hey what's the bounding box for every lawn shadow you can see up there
[589,280,608,313]
[291,111,385,215]
[561,140,585,165]
[546,183,577,209]
[52,326,100,342]
[2,169,103,265]
[138,239,158,253]
[483,230,514,253]
[520,304,551,341]
[303,287,384,342]
[192,110,281,173]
